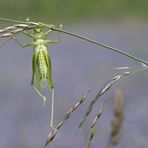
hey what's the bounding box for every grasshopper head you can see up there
[34,27,43,33]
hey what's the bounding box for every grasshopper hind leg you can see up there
[50,87,55,129]
[31,81,47,106]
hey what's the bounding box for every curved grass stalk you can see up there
[45,90,90,146]
[52,28,148,65]
[0,17,27,24]
[0,17,148,65]
[81,64,148,148]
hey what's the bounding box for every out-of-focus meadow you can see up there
[0,0,148,148]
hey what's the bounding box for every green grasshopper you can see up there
[0,18,63,129]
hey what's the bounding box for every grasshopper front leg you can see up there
[12,36,32,48]
[46,24,63,44]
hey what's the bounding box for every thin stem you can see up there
[52,28,148,65]
[0,17,27,24]
[0,17,148,65]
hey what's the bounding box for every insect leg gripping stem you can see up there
[23,31,34,39]
[47,32,61,44]
[47,24,63,44]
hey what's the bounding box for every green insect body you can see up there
[32,28,54,91]
[0,18,63,133]
[10,25,61,129]
[37,46,52,87]
[29,27,60,128]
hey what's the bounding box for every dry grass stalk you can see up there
[0,24,34,38]
[79,71,131,148]
[45,90,91,146]
[86,106,104,148]
[108,88,124,148]
[45,66,142,147]
[79,72,129,129]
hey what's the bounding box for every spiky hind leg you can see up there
[50,88,55,129]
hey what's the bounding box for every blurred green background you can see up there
[0,0,148,22]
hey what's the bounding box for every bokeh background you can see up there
[0,0,148,148]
